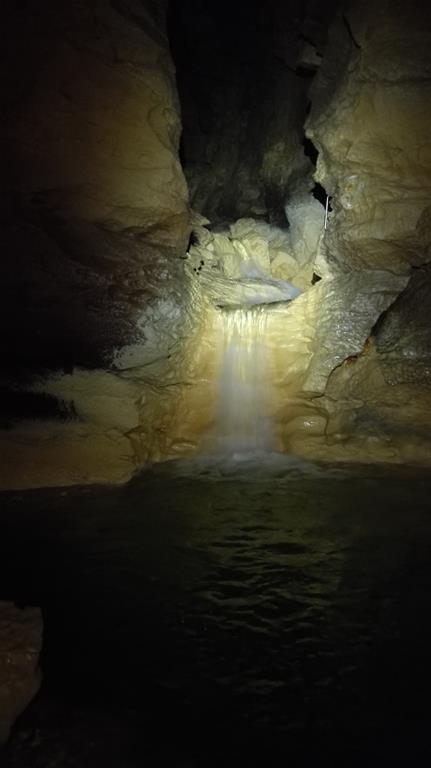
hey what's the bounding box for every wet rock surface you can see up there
[0,603,42,745]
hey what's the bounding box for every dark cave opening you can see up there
[295,64,318,78]
[301,136,330,209]
[302,136,319,165]
[167,0,332,226]
[0,389,75,429]
[312,182,331,208]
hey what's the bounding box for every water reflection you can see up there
[1,462,431,766]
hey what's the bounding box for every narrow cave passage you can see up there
[301,136,331,210]
[167,0,335,228]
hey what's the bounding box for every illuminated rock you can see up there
[300,270,408,393]
[292,0,431,462]
[2,0,190,376]
[4,0,189,246]
[307,0,431,276]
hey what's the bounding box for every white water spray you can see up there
[214,306,273,455]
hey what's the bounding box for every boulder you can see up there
[0,603,42,744]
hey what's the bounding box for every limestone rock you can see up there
[35,371,141,432]
[0,603,42,744]
[4,0,189,246]
[307,0,431,276]
[285,196,326,268]
[374,266,431,388]
[320,340,431,465]
[197,272,300,309]
[188,217,308,287]
[287,0,431,461]
[229,219,272,276]
[269,251,299,281]
[0,421,136,491]
[2,0,190,377]
[302,271,408,393]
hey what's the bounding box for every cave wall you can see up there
[296,0,431,462]
[2,0,190,373]
[307,0,431,277]
[1,0,194,488]
[2,0,431,489]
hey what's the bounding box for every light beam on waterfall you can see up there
[214,306,273,456]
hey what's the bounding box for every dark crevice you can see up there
[302,137,318,165]
[265,187,290,229]
[187,231,199,250]
[267,208,290,228]
[178,135,186,168]
[342,14,361,50]
[371,306,391,338]
[110,0,166,47]
[295,65,317,79]
[312,183,331,208]
[167,0,333,225]
[0,389,77,429]
[302,134,331,208]
[298,32,320,52]
[370,267,429,339]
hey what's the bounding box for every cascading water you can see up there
[204,245,300,457]
[215,305,273,455]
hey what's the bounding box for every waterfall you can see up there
[214,305,273,455]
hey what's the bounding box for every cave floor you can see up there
[1,456,431,767]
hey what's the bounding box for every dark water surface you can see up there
[1,456,431,766]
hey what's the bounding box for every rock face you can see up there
[2,0,190,373]
[375,265,431,389]
[0,603,42,744]
[5,0,189,243]
[1,0,192,487]
[307,0,431,277]
[294,0,431,462]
